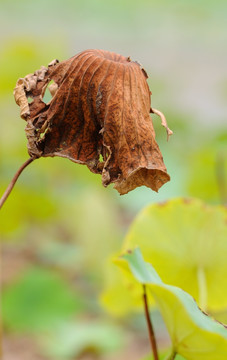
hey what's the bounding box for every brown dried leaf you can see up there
[14,78,31,119]
[14,49,171,195]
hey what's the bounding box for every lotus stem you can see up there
[143,285,159,360]
[0,157,35,210]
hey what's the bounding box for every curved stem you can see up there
[143,285,159,360]
[150,108,173,141]
[0,157,35,210]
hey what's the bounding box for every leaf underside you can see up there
[121,248,227,360]
[14,49,170,194]
[123,198,227,311]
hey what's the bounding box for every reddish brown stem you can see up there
[0,157,35,209]
[143,285,159,360]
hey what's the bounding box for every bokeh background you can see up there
[0,0,227,359]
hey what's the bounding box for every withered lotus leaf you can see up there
[14,49,171,195]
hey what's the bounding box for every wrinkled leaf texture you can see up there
[14,49,170,194]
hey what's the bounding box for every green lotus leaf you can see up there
[122,248,227,360]
[2,267,83,332]
[123,198,227,312]
[100,255,145,316]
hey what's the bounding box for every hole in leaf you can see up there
[42,80,58,104]
[99,153,104,162]
[39,128,48,139]
[27,96,34,104]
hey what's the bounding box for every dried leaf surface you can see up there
[14,49,170,194]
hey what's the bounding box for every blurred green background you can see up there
[0,0,227,359]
